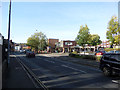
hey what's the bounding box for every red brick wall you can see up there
[48,39,59,48]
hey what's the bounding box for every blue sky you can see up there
[1,2,118,43]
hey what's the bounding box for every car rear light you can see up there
[97,53,101,55]
[97,52,104,55]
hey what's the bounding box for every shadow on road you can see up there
[6,52,119,88]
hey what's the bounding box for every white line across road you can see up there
[61,65,87,74]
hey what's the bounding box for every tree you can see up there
[106,16,119,46]
[27,32,47,51]
[114,35,120,45]
[75,24,90,46]
[89,34,102,46]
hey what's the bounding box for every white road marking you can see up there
[112,80,119,84]
[36,56,55,63]
[44,59,55,63]
[61,65,87,74]
[32,68,41,71]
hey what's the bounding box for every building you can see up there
[22,46,31,50]
[15,44,21,51]
[0,34,2,90]
[0,34,8,77]
[47,38,59,52]
[10,40,15,52]
[70,45,97,53]
[14,43,31,51]
[97,40,110,48]
[0,33,3,64]
[55,40,76,53]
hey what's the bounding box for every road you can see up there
[14,53,119,89]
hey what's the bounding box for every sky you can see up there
[1,1,118,43]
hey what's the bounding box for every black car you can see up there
[99,53,120,76]
[26,51,35,58]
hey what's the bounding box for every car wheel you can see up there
[103,67,112,76]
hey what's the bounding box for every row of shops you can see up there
[47,39,98,53]
[54,45,97,53]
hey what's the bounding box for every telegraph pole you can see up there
[7,0,12,65]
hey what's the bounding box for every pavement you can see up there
[0,63,2,90]
[2,55,36,88]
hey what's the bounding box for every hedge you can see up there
[104,48,120,52]
[69,53,96,60]
[69,53,102,62]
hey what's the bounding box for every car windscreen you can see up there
[96,51,100,53]
[102,51,106,53]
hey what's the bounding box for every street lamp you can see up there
[7,0,12,65]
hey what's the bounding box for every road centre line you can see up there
[61,65,87,74]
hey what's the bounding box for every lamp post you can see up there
[7,0,12,65]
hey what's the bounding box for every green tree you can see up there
[106,16,119,46]
[27,32,47,51]
[114,35,120,45]
[75,24,90,46]
[89,34,102,46]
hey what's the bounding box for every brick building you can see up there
[47,38,59,52]
[97,40,110,48]
[55,40,76,53]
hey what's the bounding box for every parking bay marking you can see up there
[61,65,87,74]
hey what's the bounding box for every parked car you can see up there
[99,53,120,76]
[19,50,24,53]
[95,51,106,56]
[107,50,120,54]
[26,51,35,58]
[24,49,30,54]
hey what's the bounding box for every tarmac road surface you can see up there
[15,53,119,89]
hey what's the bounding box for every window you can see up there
[65,42,73,45]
